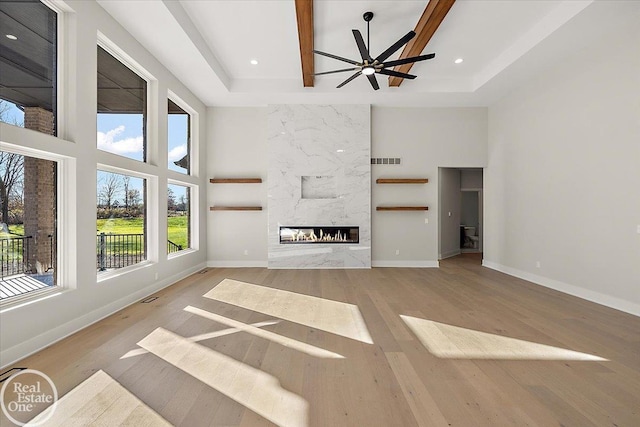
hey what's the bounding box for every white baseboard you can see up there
[372,260,439,268]
[0,262,207,369]
[439,249,461,260]
[207,260,268,268]
[482,260,640,317]
[267,266,371,269]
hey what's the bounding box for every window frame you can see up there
[166,180,196,257]
[95,35,159,282]
[167,97,191,175]
[0,0,62,136]
[167,91,197,177]
[97,35,154,165]
[0,141,70,310]
[96,164,156,282]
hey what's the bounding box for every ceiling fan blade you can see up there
[336,71,362,88]
[366,73,380,90]
[315,67,360,76]
[377,69,417,80]
[375,31,416,63]
[352,29,372,62]
[313,50,360,66]
[382,53,435,68]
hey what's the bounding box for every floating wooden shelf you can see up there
[209,178,262,184]
[376,206,429,211]
[376,178,428,184]
[210,206,262,211]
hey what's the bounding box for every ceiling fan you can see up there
[314,11,435,90]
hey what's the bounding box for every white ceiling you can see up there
[95,0,636,107]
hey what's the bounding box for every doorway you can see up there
[438,168,483,260]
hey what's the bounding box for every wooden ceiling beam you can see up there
[295,0,314,87]
[389,0,456,87]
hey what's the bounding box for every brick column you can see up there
[23,107,56,277]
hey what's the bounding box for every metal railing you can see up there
[168,240,183,254]
[97,232,146,271]
[97,233,185,270]
[0,236,33,279]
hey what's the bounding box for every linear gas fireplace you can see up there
[279,226,359,244]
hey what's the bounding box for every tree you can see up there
[0,100,25,224]
[167,187,176,211]
[98,173,122,208]
[0,152,24,223]
[0,99,23,127]
[178,194,187,212]
[127,189,141,208]
[122,176,130,210]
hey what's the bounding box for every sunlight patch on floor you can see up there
[27,370,171,426]
[138,327,308,427]
[401,315,608,361]
[185,305,345,359]
[119,319,280,359]
[204,278,373,344]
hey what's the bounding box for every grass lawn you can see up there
[167,216,189,249]
[0,224,25,238]
[96,216,188,251]
[2,217,188,256]
[1,225,28,262]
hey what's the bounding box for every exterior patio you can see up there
[0,273,53,301]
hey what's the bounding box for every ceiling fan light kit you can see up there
[314,11,435,90]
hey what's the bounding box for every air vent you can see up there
[141,296,158,303]
[198,269,208,274]
[371,157,401,165]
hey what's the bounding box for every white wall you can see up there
[461,192,479,230]
[371,108,487,266]
[207,107,268,267]
[484,3,640,315]
[0,0,208,367]
[206,107,487,268]
[461,169,483,189]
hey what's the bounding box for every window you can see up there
[97,171,146,272]
[167,183,190,254]
[0,0,57,135]
[1,151,58,303]
[168,99,190,173]
[97,46,147,162]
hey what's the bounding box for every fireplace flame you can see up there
[280,227,357,243]
[292,229,346,242]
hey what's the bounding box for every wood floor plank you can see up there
[385,351,448,426]
[2,254,639,427]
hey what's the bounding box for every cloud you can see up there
[97,125,143,155]
[168,144,188,162]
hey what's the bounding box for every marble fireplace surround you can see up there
[267,105,371,268]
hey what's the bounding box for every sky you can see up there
[2,98,190,210]
[1,101,189,174]
[0,101,24,125]
[95,110,190,208]
[97,111,189,173]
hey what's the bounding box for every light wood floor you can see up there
[2,254,639,426]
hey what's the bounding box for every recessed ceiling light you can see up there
[6,34,17,40]
[336,149,344,153]
[454,58,463,64]
[250,59,258,65]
